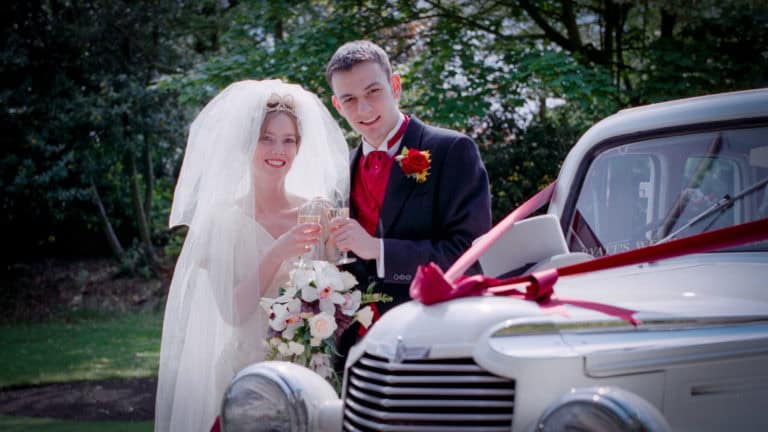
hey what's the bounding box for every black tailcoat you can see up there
[346,116,492,313]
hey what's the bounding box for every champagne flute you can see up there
[297,199,324,268]
[330,190,356,265]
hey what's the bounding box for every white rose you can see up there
[356,305,374,328]
[277,342,290,356]
[277,340,305,357]
[308,312,338,340]
[341,271,358,290]
[287,341,305,356]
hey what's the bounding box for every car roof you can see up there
[549,87,768,218]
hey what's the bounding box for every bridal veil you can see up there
[155,80,349,431]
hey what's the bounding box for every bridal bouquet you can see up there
[260,260,388,384]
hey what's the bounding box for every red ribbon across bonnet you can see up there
[410,181,768,326]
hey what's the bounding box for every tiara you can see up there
[266,93,296,116]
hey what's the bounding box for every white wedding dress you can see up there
[154,80,349,432]
[155,206,289,431]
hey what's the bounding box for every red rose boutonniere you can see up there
[395,147,431,183]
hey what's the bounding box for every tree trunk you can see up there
[128,147,159,269]
[538,95,547,121]
[603,0,617,79]
[90,179,125,260]
[661,8,676,39]
[561,0,582,47]
[143,139,153,225]
[275,18,283,40]
[617,3,632,95]
[519,0,607,67]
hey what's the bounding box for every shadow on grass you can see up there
[0,377,156,421]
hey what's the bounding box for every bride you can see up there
[154,80,349,431]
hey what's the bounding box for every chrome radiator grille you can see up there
[342,352,515,431]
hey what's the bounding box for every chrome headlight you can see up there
[535,386,671,432]
[221,361,341,432]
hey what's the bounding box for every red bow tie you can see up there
[362,150,388,172]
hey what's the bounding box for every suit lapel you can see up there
[379,116,425,236]
[349,144,363,219]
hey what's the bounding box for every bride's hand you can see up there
[274,223,322,261]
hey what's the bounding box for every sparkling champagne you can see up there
[329,207,356,265]
[297,215,321,225]
[328,207,349,220]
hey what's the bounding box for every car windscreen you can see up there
[567,125,768,256]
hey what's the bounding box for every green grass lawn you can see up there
[0,310,162,387]
[0,310,163,430]
[0,416,152,432]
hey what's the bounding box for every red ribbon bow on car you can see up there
[410,182,768,326]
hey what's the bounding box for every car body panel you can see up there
[348,252,768,430]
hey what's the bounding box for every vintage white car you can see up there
[220,88,768,432]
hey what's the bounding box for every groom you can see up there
[327,40,492,316]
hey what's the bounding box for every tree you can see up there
[395,0,767,216]
[161,0,766,220]
[0,1,222,270]
[411,1,767,105]
[4,0,765,267]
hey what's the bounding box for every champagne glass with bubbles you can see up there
[329,189,356,265]
[297,198,324,268]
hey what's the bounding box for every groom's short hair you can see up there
[325,40,392,87]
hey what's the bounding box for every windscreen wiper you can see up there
[656,134,722,240]
[656,176,768,244]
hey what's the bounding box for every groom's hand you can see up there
[328,218,380,261]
